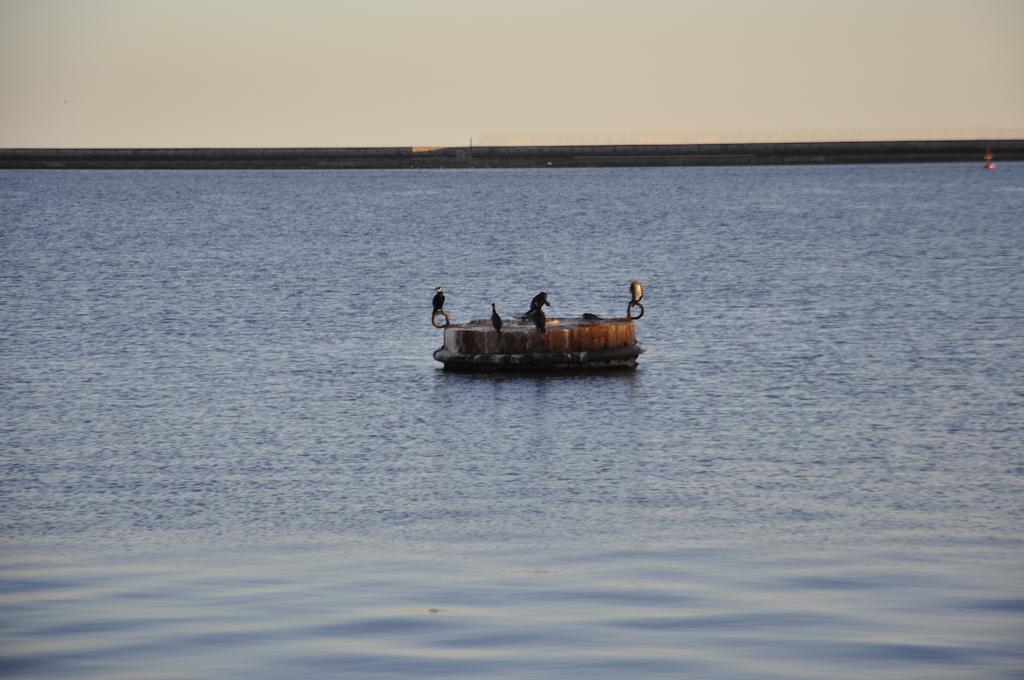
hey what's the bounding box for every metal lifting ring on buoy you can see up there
[627,300,645,320]
[431,310,451,328]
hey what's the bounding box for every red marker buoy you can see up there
[984,146,996,170]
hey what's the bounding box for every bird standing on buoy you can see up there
[627,280,645,320]
[630,281,644,304]
[430,287,452,328]
[530,291,551,312]
[530,306,546,333]
[491,303,502,334]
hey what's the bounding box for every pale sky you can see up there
[1,0,1022,148]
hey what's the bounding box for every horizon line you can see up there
[3,136,1024,153]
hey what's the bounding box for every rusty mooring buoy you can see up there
[431,282,646,372]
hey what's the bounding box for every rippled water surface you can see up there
[2,165,1022,678]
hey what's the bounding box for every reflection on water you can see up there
[1,164,1022,678]
[2,544,1020,679]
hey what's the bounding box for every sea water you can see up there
[1,164,1022,678]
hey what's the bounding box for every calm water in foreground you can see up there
[1,165,1022,679]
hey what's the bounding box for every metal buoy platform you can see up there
[431,282,646,373]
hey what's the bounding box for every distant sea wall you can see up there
[1,140,1021,169]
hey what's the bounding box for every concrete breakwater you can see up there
[1,139,1021,169]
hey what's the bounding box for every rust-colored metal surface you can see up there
[433,317,643,372]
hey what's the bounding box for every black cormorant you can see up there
[530,307,546,333]
[432,287,445,313]
[491,303,502,334]
[529,291,551,312]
